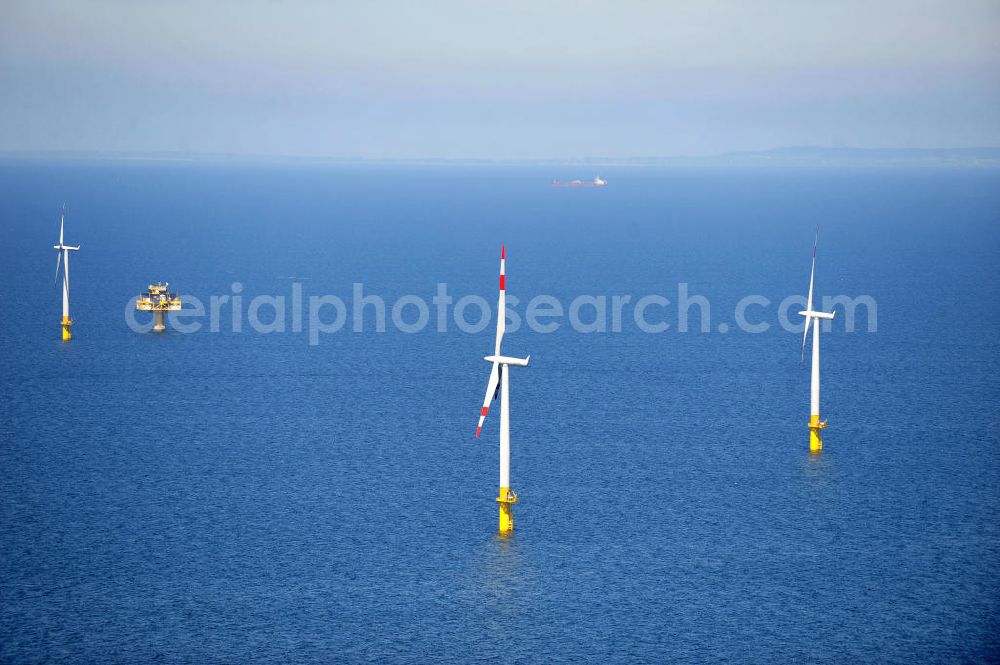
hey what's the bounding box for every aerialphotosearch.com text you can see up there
[125,282,877,345]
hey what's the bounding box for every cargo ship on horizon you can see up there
[551,177,607,188]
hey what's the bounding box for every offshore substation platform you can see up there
[136,282,181,332]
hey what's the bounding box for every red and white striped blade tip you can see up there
[501,245,505,259]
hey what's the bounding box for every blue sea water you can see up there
[0,160,998,663]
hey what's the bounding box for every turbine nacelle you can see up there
[483,354,530,367]
[798,310,835,320]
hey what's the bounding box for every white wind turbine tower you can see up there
[53,205,80,341]
[475,245,530,534]
[799,226,835,452]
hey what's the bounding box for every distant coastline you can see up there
[2,146,999,168]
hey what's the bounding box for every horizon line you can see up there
[2,145,1000,167]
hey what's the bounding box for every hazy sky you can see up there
[2,0,999,158]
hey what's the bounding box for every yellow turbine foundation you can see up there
[809,415,827,453]
[497,486,518,534]
[61,316,73,341]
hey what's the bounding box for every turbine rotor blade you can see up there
[806,225,817,312]
[54,251,62,286]
[801,315,811,364]
[494,245,506,355]
[801,226,818,364]
[59,205,65,246]
[494,365,502,400]
[475,362,500,438]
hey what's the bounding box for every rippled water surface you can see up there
[1,161,998,662]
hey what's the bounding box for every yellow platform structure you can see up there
[809,415,827,453]
[136,282,181,332]
[497,487,519,534]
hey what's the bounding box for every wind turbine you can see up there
[475,245,530,534]
[53,205,80,341]
[799,226,835,452]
